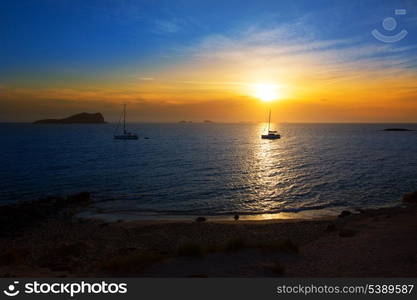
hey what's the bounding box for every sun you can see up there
[252,83,280,102]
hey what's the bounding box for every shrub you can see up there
[176,242,205,258]
[101,251,163,275]
[270,262,286,276]
[224,237,247,252]
[257,239,299,253]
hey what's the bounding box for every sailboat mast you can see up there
[123,104,126,134]
[267,108,271,132]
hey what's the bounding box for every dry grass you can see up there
[270,262,286,276]
[0,248,29,266]
[256,239,299,253]
[100,251,165,275]
[224,237,247,252]
[176,238,299,257]
[176,242,206,258]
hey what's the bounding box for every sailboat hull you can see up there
[261,134,281,139]
[114,134,138,140]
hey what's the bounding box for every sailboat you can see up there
[114,104,138,140]
[261,108,281,139]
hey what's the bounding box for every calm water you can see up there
[1,123,417,217]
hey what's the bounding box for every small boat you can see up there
[261,108,281,139]
[114,104,138,140]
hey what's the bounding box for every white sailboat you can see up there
[114,104,138,140]
[261,108,281,139]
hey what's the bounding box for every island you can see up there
[383,128,415,131]
[34,112,106,124]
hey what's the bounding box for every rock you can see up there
[325,223,337,232]
[383,128,414,131]
[67,192,90,205]
[233,214,239,221]
[195,217,206,223]
[355,208,366,214]
[0,248,29,266]
[403,191,417,204]
[114,247,138,255]
[77,218,89,224]
[56,242,90,257]
[34,112,106,124]
[47,262,72,272]
[0,193,92,236]
[188,274,208,278]
[339,228,358,238]
[338,210,352,218]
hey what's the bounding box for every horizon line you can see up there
[1,121,417,125]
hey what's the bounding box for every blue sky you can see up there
[0,0,416,122]
[1,0,416,81]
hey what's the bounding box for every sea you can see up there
[1,123,417,219]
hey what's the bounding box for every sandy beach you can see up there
[1,192,416,277]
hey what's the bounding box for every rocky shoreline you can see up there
[0,192,91,237]
[0,191,416,277]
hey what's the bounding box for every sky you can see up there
[1,0,417,122]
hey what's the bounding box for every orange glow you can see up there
[2,38,417,123]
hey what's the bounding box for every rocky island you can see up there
[383,128,415,131]
[34,112,106,124]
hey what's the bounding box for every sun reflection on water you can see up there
[244,123,289,213]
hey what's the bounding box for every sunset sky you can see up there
[1,0,417,122]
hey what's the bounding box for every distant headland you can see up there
[34,113,106,124]
[178,120,215,124]
[383,128,415,132]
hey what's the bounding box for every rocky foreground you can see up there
[0,192,416,277]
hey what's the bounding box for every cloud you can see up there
[162,18,417,92]
[153,19,181,34]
